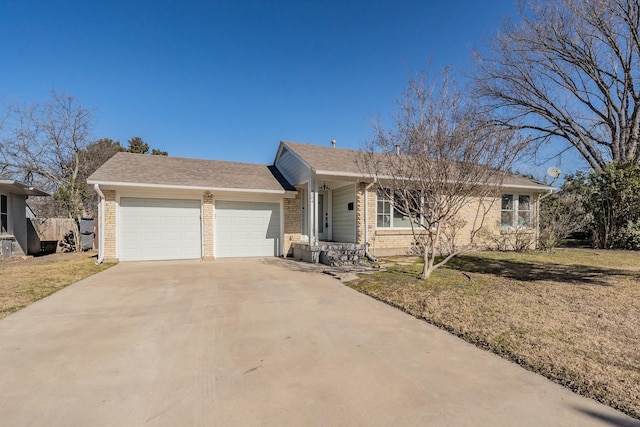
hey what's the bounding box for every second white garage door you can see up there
[120,198,202,261]
[215,200,280,258]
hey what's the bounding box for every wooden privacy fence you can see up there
[33,218,75,241]
[27,218,75,254]
[27,218,96,254]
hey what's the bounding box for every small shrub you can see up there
[58,231,76,252]
[482,226,533,252]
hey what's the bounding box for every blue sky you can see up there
[2,0,574,179]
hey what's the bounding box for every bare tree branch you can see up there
[0,91,95,251]
[361,69,525,279]
[475,0,640,171]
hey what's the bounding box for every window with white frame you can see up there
[376,189,422,228]
[501,194,532,228]
[377,190,391,227]
[0,194,8,234]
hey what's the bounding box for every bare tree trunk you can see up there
[421,246,434,280]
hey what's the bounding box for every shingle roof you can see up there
[87,152,295,192]
[281,141,554,190]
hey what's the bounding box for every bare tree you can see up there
[0,91,95,251]
[361,69,524,279]
[474,0,640,171]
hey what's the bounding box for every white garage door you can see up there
[120,198,201,261]
[216,201,280,258]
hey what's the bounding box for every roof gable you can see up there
[280,141,361,174]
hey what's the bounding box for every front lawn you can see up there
[347,249,640,419]
[0,252,115,319]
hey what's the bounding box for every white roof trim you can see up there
[88,180,297,196]
[0,179,50,196]
[502,184,556,191]
[315,170,368,178]
[313,171,554,191]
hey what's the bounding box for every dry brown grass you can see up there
[348,249,640,419]
[0,251,115,319]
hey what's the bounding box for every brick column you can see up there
[356,183,377,245]
[283,190,302,256]
[103,190,117,261]
[202,192,214,259]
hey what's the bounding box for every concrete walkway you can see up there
[0,259,637,426]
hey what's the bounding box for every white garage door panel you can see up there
[216,201,280,258]
[120,198,202,261]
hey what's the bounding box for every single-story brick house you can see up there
[0,179,49,258]
[87,141,554,262]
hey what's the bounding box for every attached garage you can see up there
[88,152,296,262]
[119,197,202,261]
[215,200,281,258]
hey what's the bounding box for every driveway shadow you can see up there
[570,405,640,426]
[453,256,639,287]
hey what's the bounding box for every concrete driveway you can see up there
[0,259,637,427]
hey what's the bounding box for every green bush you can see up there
[612,219,640,250]
[563,163,640,249]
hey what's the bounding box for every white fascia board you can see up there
[315,170,361,178]
[291,170,555,192]
[365,176,555,192]
[502,184,556,191]
[273,143,287,165]
[0,180,50,196]
[87,180,295,195]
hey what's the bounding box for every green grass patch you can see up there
[0,252,115,319]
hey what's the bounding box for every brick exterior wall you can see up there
[354,184,538,256]
[283,190,303,256]
[355,183,376,245]
[102,190,117,261]
[202,192,214,258]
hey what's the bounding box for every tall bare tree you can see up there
[0,91,95,250]
[361,69,524,279]
[474,0,640,171]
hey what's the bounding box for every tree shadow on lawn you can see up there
[453,256,639,287]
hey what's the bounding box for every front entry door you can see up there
[317,191,329,241]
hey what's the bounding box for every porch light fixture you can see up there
[319,182,330,191]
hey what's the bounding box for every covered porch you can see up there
[298,175,368,243]
[292,175,372,266]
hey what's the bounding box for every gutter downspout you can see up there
[364,180,378,262]
[93,184,106,265]
[536,189,554,249]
